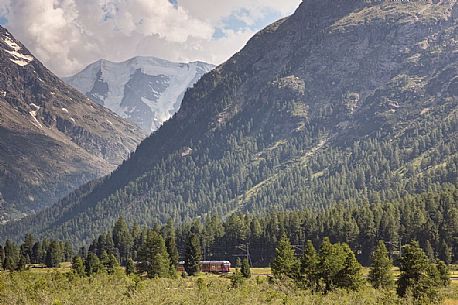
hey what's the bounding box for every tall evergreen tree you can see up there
[20,233,34,264]
[63,241,73,262]
[31,241,44,264]
[318,238,346,293]
[3,240,19,271]
[17,255,27,271]
[126,258,135,275]
[105,253,119,274]
[184,233,202,276]
[45,240,63,268]
[300,240,320,290]
[113,216,133,265]
[0,245,4,269]
[397,241,441,302]
[336,243,364,291]
[164,219,179,271]
[368,241,394,289]
[138,229,171,278]
[85,252,102,276]
[271,234,299,279]
[72,256,85,277]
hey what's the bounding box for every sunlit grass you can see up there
[0,268,456,305]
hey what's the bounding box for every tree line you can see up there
[1,185,456,273]
[271,235,450,303]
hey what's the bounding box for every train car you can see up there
[200,261,231,273]
[177,261,231,274]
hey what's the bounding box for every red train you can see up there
[178,261,231,273]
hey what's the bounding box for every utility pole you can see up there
[234,243,252,266]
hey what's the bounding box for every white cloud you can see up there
[0,0,301,76]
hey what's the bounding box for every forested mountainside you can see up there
[0,26,144,221]
[1,0,456,243]
[4,186,457,269]
[80,185,457,266]
[65,57,214,133]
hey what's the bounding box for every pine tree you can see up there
[71,256,85,277]
[0,245,4,269]
[85,252,102,276]
[300,240,320,290]
[3,240,19,271]
[184,233,202,276]
[336,243,364,291]
[31,241,44,264]
[100,250,115,273]
[241,258,251,278]
[138,230,170,278]
[45,240,63,268]
[368,241,394,289]
[271,234,299,279]
[126,258,135,275]
[113,216,133,265]
[397,241,441,302]
[164,219,179,270]
[318,237,345,293]
[63,241,73,262]
[21,233,34,264]
[17,255,27,271]
[103,253,119,274]
[439,240,452,264]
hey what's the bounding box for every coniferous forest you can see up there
[0,1,457,304]
[1,186,456,304]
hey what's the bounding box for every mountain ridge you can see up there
[1,0,456,243]
[64,56,214,133]
[0,25,144,222]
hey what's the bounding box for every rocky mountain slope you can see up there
[2,0,457,243]
[64,58,214,133]
[0,26,144,222]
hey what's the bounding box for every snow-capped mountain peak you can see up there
[65,56,215,133]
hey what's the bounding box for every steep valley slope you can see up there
[0,26,144,222]
[1,0,457,244]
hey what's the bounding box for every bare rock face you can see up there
[0,26,144,221]
[1,0,456,243]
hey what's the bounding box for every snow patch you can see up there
[2,36,34,67]
[29,103,40,111]
[106,119,113,125]
[61,107,69,113]
[29,103,42,127]
[65,57,214,132]
[181,147,193,157]
[70,117,76,123]
[420,108,431,115]
[0,91,6,97]
[29,110,42,128]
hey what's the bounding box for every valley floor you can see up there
[0,268,457,305]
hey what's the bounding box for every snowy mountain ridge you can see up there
[65,57,215,133]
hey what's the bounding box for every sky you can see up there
[0,0,301,76]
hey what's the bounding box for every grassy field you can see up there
[0,267,457,305]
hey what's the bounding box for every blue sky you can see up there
[0,0,301,75]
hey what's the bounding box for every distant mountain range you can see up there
[1,0,456,244]
[64,57,214,133]
[0,26,144,222]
